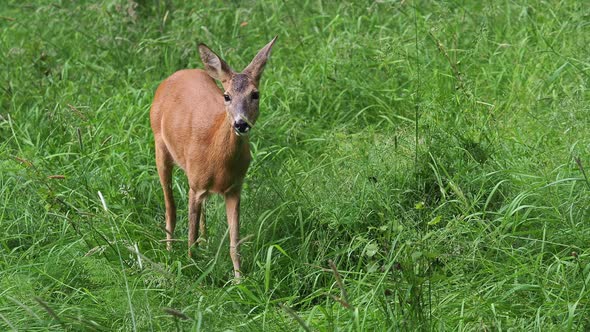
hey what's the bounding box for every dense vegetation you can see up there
[1,0,589,330]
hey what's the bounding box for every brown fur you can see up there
[151,69,251,194]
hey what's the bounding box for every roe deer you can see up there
[150,37,277,279]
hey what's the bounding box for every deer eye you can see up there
[252,91,259,100]
[223,94,231,102]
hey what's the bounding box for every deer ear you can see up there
[243,36,277,84]
[198,43,233,82]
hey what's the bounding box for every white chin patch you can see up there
[234,129,249,137]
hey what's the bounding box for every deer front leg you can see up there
[224,191,241,280]
[188,189,206,257]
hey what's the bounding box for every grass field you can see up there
[1,0,589,330]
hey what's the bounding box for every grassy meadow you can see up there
[1,0,589,330]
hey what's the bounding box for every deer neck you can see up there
[212,112,248,160]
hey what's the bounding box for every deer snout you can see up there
[233,119,251,135]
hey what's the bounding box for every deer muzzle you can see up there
[233,119,251,136]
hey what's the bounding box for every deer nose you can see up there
[233,119,251,135]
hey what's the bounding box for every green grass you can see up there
[1,0,589,330]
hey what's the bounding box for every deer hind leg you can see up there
[188,189,206,257]
[199,198,207,241]
[155,142,176,251]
